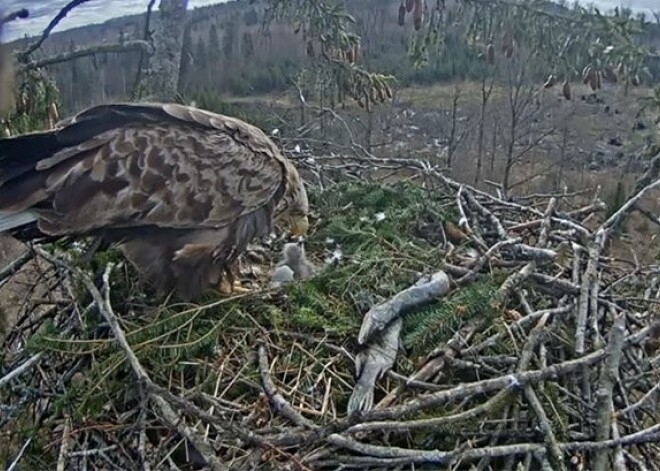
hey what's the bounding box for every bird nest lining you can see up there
[1,175,660,471]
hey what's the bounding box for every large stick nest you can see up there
[1,156,660,471]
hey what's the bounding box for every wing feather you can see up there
[0,103,289,236]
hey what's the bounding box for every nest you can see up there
[2,156,660,471]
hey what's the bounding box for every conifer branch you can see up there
[32,248,229,471]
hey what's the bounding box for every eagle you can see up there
[0,102,309,300]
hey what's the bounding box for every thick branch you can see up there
[20,40,151,71]
[357,271,451,344]
[600,178,660,236]
[33,249,229,471]
[0,353,43,388]
[327,423,660,466]
[592,311,626,470]
[257,343,317,428]
[363,322,657,422]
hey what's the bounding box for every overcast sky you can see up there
[2,0,657,42]
[1,0,228,41]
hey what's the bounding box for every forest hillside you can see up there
[7,0,660,112]
[2,1,660,470]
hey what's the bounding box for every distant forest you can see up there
[8,0,660,114]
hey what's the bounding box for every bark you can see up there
[0,22,13,117]
[138,0,189,101]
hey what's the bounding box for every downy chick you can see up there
[270,265,294,288]
[276,242,316,281]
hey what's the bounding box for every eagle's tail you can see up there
[0,210,38,233]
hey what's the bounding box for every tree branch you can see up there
[592,310,626,470]
[0,352,43,388]
[325,423,660,467]
[363,321,657,422]
[257,343,317,428]
[20,40,151,71]
[0,9,29,27]
[33,248,229,471]
[18,0,95,59]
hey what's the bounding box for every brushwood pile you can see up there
[1,169,660,470]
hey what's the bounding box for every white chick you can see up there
[276,242,316,281]
[270,265,295,288]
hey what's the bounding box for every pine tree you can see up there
[195,37,208,74]
[193,38,208,85]
[242,32,254,62]
[208,24,221,56]
[223,21,236,63]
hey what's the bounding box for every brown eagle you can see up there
[0,102,309,300]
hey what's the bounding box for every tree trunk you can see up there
[0,47,13,118]
[474,74,492,186]
[474,105,486,185]
[489,121,497,174]
[446,86,460,170]
[138,0,188,102]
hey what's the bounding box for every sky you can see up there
[1,0,657,42]
[1,0,228,41]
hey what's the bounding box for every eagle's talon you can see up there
[218,278,233,296]
[231,279,254,294]
[217,278,251,295]
[232,285,252,294]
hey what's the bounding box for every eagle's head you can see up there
[274,161,309,237]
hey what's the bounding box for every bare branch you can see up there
[0,352,43,388]
[32,248,230,471]
[0,9,29,27]
[257,343,317,428]
[592,310,626,470]
[20,40,151,71]
[364,321,657,422]
[18,0,94,59]
[326,423,660,467]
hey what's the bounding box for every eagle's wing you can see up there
[0,103,289,236]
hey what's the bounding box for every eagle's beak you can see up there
[290,215,309,237]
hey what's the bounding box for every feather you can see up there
[270,265,294,288]
[276,242,316,280]
[0,102,310,300]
